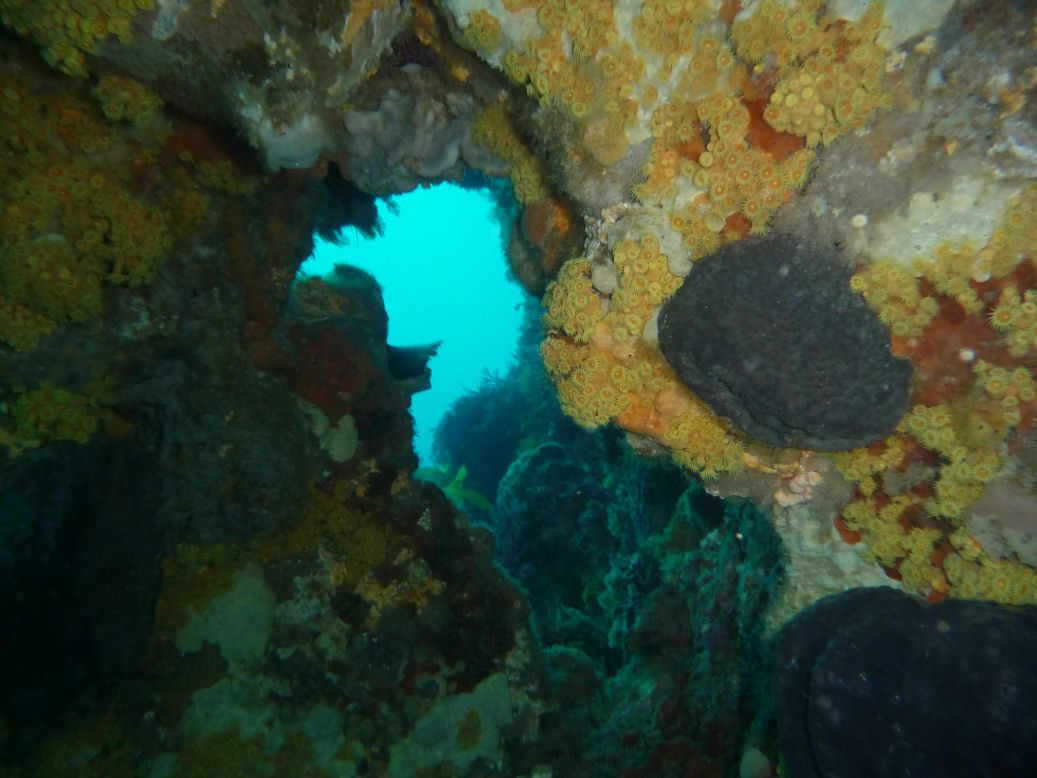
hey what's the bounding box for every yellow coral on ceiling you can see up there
[0,0,155,77]
[471,101,550,204]
[91,74,163,124]
[0,43,265,351]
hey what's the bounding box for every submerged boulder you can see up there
[658,235,911,450]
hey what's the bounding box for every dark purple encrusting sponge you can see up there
[773,587,1037,778]
[657,234,912,450]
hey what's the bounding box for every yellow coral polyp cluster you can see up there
[542,257,604,342]
[835,184,1037,602]
[535,0,616,61]
[463,9,502,53]
[730,0,827,69]
[2,381,110,451]
[631,0,712,57]
[485,0,891,262]
[0,45,257,351]
[543,339,641,427]
[91,74,163,124]
[989,286,1037,356]
[901,403,960,455]
[976,185,1037,279]
[766,49,888,146]
[705,110,811,227]
[663,391,745,479]
[765,63,885,147]
[0,299,57,353]
[831,434,908,496]
[897,400,1006,520]
[541,239,744,478]
[841,493,943,591]
[735,1,890,147]
[915,241,984,314]
[0,0,155,77]
[471,102,550,204]
[606,236,682,341]
[856,184,1037,345]
[851,260,940,338]
[835,189,1037,604]
[974,360,1035,428]
[944,531,1037,603]
[499,0,629,125]
[633,45,820,237]
[635,90,813,241]
[0,234,103,323]
[595,43,645,118]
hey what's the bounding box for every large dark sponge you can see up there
[774,587,1037,778]
[657,235,912,450]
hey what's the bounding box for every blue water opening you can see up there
[299,181,526,468]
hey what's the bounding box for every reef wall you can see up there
[2,0,1037,775]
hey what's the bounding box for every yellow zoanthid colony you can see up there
[0,0,156,77]
[471,101,551,204]
[455,0,886,233]
[833,186,1037,604]
[443,0,1037,606]
[0,63,170,352]
[507,0,887,460]
[0,43,263,454]
[540,236,746,478]
[3,0,1037,775]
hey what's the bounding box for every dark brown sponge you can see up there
[658,235,912,450]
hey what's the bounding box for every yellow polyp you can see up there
[471,102,550,204]
[976,185,1037,280]
[92,74,163,124]
[0,296,57,352]
[989,301,1019,331]
[835,438,908,497]
[854,260,939,338]
[464,9,502,52]
[542,258,603,343]
[1,0,149,77]
[5,381,111,447]
[1,235,104,322]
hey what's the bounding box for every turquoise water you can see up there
[299,183,526,466]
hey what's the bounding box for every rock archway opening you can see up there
[299,177,526,468]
